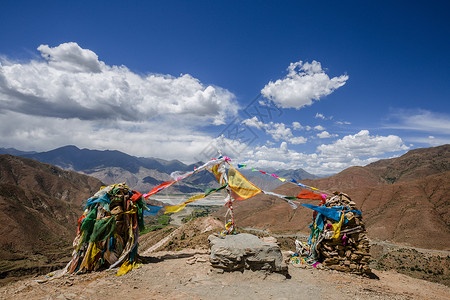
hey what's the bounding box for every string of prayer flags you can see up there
[218,159,325,202]
[291,179,325,195]
[237,165,302,185]
[143,157,229,200]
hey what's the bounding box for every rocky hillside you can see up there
[216,144,450,250]
[0,155,104,280]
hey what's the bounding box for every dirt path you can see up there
[371,240,450,256]
[170,207,195,226]
[1,250,449,300]
[141,227,182,255]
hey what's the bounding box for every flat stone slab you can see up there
[208,233,288,275]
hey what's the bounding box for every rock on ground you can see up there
[208,233,287,275]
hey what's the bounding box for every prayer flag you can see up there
[228,166,261,200]
[144,181,176,199]
[296,190,323,200]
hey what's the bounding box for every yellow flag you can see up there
[331,211,345,239]
[116,260,140,276]
[164,204,187,214]
[211,164,225,184]
[228,166,261,200]
[164,194,205,214]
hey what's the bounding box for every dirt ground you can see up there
[1,249,449,300]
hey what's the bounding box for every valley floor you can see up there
[1,249,449,300]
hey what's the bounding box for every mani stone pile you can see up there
[317,192,371,275]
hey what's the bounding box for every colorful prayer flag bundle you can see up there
[66,183,148,276]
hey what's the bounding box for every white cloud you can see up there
[241,118,307,145]
[405,135,450,146]
[316,130,409,161]
[242,116,264,129]
[265,123,293,141]
[317,131,338,138]
[261,60,348,109]
[292,121,303,130]
[0,42,238,126]
[289,136,308,144]
[37,42,103,73]
[336,121,351,125]
[315,112,332,120]
[315,113,326,119]
[0,110,214,162]
[237,130,410,176]
[386,110,450,135]
[314,125,325,131]
[0,42,240,161]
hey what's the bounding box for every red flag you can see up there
[144,181,176,199]
[296,190,323,200]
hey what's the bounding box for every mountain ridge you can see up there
[0,145,320,193]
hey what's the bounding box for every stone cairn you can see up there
[295,192,372,275]
[318,192,371,274]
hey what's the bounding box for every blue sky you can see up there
[0,1,449,175]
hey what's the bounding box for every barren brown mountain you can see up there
[216,144,450,250]
[0,155,104,281]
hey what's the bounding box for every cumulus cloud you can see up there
[237,130,410,175]
[242,117,307,144]
[289,136,308,144]
[261,60,348,109]
[265,123,294,141]
[37,42,103,73]
[242,116,264,129]
[292,121,303,130]
[316,130,409,161]
[0,42,238,125]
[314,125,325,131]
[316,131,338,138]
[0,42,241,161]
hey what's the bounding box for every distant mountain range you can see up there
[0,145,320,193]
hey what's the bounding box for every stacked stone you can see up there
[317,192,372,275]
